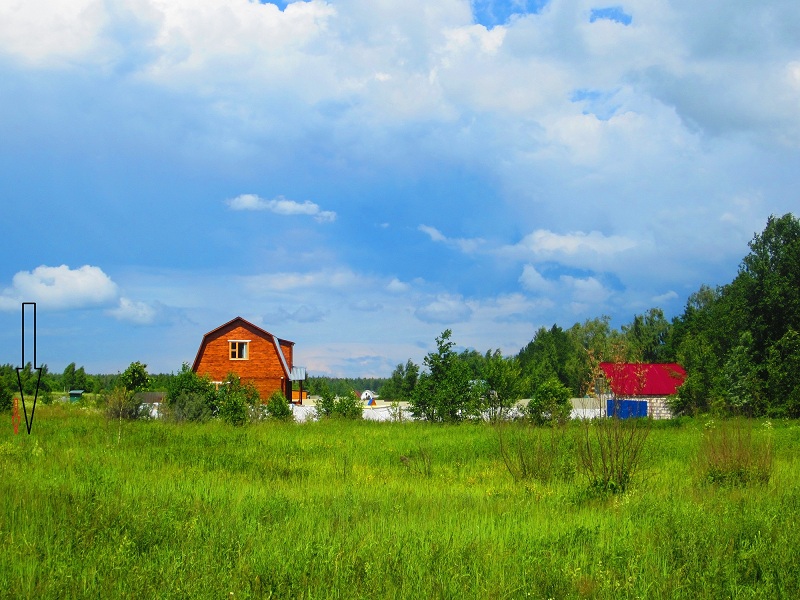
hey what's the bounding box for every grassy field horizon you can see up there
[2,405,799,598]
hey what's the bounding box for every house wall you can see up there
[596,394,673,420]
[193,322,289,400]
[648,397,672,420]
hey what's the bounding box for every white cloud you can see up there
[0,265,118,310]
[651,290,678,304]
[108,297,159,325]
[506,229,638,259]
[0,0,107,67]
[418,224,447,243]
[227,194,336,222]
[386,278,411,293]
[241,269,363,293]
[519,264,552,294]
[415,294,473,324]
[418,224,485,253]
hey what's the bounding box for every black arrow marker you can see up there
[16,302,41,435]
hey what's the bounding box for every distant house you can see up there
[192,317,307,401]
[598,362,687,419]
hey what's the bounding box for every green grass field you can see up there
[2,405,799,599]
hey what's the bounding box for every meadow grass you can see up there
[1,405,799,598]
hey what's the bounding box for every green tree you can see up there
[672,331,719,415]
[480,350,527,420]
[721,331,764,415]
[265,390,294,421]
[165,363,217,422]
[739,213,800,360]
[527,377,572,425]
[0,377,12,412]
[314,382,362,419]
[518,325,575,394]
[217,373,260,426]
[106,386,145,420]
[410,329,478,422]
[62,362,76,391]
[120,361,150,392]
[622,308,674,363]
[766,328,800,418]
[73,366,89,392]
[380,360,419,401]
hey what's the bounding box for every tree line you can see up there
[379,213,800,420]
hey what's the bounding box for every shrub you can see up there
[695,419,773,486]
[497,423,575,483]
[166,363,217,422]
[171,392,215,423]
[0,380,12,412]
[332,391,363,420]
[266,391,293,421]
[315,384,362,420]
[576,412,650,495]
[217,374,260,426]
[105,386,145,420]
[527,377,572,425]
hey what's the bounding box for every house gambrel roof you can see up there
[599,362,687,397]
[191,316,306,381]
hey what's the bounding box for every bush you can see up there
[105,387,145,420]
[527,377,572,425]
[331,391,363,420]
[217,374,260,426]
[315,384,362,420]
[0,380,12,412]
[695,419,773,486]
[166,364,217,422]
[497,423,575,483]
[171,391,215,423]
[576,412,650,495]
[266,391,293,421]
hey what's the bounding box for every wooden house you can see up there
[192,317,307,401]
[598,362,687,419]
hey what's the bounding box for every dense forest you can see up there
[2,213,798,418]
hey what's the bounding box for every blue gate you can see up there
[607,399,648,418]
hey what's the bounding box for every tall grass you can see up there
[1,405,799,598]
[695,418,774,486]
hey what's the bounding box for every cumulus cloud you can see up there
[227,194,336,222]
[386,278,410,293]
[0,265,118,310]
[504,229,638,260]
[107,297,159,325]
[415,294,473,324]
[519,264,553,294]
[0,0,106,66]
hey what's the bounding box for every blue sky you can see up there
[1,0,799,377]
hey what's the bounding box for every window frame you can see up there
[228,340,250,360]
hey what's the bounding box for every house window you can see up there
[229,340,249,360]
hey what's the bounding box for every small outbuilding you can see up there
[598,362,687,419]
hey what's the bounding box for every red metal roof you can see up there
[599,362,687,396]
